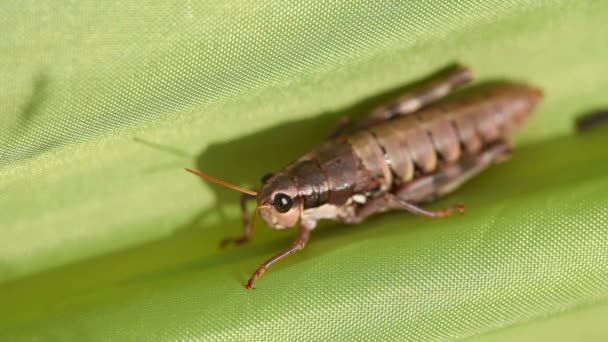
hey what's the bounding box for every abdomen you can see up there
[349,84,543,191]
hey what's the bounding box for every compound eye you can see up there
[273,193,293,213]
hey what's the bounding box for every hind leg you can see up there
[397,142,512,203]
[326,65,473,138]
[361,65,473,127]
[342,142,511,224]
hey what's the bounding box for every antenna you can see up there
[184,168,258,196]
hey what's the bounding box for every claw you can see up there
[454,203,465,213]
[219,236,250,248]
[245,267,266,290]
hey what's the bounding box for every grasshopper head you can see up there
[258,173,301,230]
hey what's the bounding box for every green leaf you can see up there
[1,1,607,340]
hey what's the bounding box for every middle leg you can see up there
[220,192,257,247]
[326,116,352,140]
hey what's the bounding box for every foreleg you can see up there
[245,226,311,289]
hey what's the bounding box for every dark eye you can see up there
[261,173,274,184]
[273,193,293,213]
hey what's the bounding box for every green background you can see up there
[1,0,607,340]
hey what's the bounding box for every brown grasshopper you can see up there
[186,65,543,289]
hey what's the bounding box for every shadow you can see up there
[2,67,608,327]
[19,73,50,125]
[133,137,192,159]
[2,130,607,328]
[0,72,60,165]
[575,109,608,132]
[194,64,513,205]
[133,137,195,174]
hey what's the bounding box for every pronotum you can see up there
[186,65,543,289]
